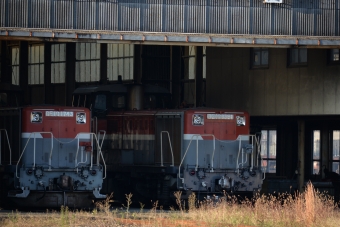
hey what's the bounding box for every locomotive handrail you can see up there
[16,132,53,178]
[75,144,89,166]
[16,132,106,180]
[238,148,248,169]
[160,131,174,167]
[97,130,106,165]
[236,135,251,173]
[253,133,266,180]
[235,135,262,174]
[178,134,215,184]
[74,132,107,180]
[0,129,12,165]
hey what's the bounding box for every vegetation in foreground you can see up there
[0,183,339,227]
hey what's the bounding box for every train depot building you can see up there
[1,0,340,207]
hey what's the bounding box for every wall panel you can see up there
[207,47,340,116]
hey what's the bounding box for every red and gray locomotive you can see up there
[0,102,106,208]
[73,83,263,205]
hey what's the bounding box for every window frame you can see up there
[261,129,277,174]
[312,130,321,175]
[287,48,307,67]
[250,48,269,69]
[10,46,20,85]
[327,49,340,65]
[331,130,340,174]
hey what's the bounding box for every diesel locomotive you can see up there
[73,82,264,205]
[0,104,106,208]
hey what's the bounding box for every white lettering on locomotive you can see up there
[207,114,233,120]
[45,111,74,117]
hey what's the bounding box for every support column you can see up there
[100,43,107,84]
[44,42,52,104]
[321,127,329,178]
[65,43,76,106]
[19,41,29,105]
[298,120,305,192]
[171,46,181,108]
[133,45,142,84]
[195,46,203,107]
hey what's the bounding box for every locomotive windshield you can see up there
[94,94,106,110]
[111,94,126,110]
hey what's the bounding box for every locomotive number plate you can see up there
[46,111,74,117]
[207,114,233,120]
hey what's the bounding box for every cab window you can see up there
[94,94,106,110]
[111,94,126,110]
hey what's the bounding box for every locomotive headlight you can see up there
[236,116,246,126]
[31,112,42,123]
[76,112,86,124]
[192,114,204,126]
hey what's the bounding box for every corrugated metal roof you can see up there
[0,0,340,46]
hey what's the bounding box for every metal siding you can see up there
[30,0,50,28]
[76,0,96,30]
[271,0,292,35]
[274,49,288,115]
[98,0,118,30]
[229,0,250,34]
[120,1,140,31]
[1,0,340,40]
[251,0,271,35]
[164,0,185,33]
[8,0,28,28]
[207,47,340,116]
[141,0,162,32]
[311,73,324,114]
[298,68,311,115]
[53,0,74,29]
[323,74,336,114]
[186,0,206,33]
[207,0,228,34]
[0,0,6,27]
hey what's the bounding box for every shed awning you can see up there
[1,28,340,48]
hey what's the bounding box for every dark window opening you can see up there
[251,48,269,69]
[328,49,340,65]
[288,48,307,67]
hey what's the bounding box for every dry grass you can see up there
[1,182,340,227]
